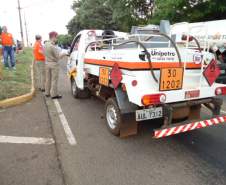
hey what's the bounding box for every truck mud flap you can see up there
[153,115,226,139]
[120,113,138,138]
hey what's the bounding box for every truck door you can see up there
[68,34,85,89]
[68,35,81,68]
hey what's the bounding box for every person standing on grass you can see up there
[44,31,67,99]
[0,26,16,70]
[33,35,46,92]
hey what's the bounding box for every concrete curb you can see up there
[0,61,35,109]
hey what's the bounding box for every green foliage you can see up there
[0,48,32,100]
[67,0,226,35]
[67,0,154,34]
[151,0,226,24]
[57,34,73,48]
[109,0,154,31]
[67,0,118,35]
[67,17,83,36]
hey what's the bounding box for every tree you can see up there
[109,0,155,31]
[57,34,73,48]
[67,0,226,35]
[67,0,118,35]
[151,0,226,24]
[67,17,83,36]
[67,0,155,34]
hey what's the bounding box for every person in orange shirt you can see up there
[33,35,46,91]
[1,26,15,70]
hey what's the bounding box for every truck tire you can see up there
[71,78,91,99]
[105,98,121,136]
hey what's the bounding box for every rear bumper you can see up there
[154,115,226,138]
[162,97,222,124]
[153,97,224,139]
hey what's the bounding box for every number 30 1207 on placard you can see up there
[159,68,184,91]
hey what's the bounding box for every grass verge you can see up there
[0,48,33,100]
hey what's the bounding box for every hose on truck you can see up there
[145,33,203,61]
[85,40,159,83]
[145,32,182,67]
[85,33,185,83]
[191,36,202,53]
[112,40,158,83]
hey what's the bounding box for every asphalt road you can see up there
[48,62,226,185]
[0,93,64,185]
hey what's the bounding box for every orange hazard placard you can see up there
[159,67,184,91]
[99,67,109,86]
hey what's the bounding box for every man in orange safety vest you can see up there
[0,26,15,70]
[33,35,46,91]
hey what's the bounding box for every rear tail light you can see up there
[215,87,226,95]
[181,35,194,42]
[142,94,166,106]
[132,80,138,87]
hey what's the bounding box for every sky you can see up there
[0,0,75,45]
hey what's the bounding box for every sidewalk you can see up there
[0,92,64,185]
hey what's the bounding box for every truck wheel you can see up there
[71,78,79,98]
[71,78,91,99]
[105,98,121,136]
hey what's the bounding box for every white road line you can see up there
[54,99,77,145]
[0,135,54,145]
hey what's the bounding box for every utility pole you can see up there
[24,13,29,47]
[17,0,24,46]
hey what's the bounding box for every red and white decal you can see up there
[154,116,226,139]
[193,53,203,64]
[185,90,200,99]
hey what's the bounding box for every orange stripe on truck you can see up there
[84,58,201,70]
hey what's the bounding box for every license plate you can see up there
[160,67,184,91]
[136,107,163,122]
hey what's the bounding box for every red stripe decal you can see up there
[153,116,226,139]
[185,123,194,132]
[165,128,175,137]
[154,131,161,138]
[204,120,210,126]
[217,117,223,123]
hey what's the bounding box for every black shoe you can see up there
[39,88,45,92]
[51,95,62,99]
[45,95,50,98]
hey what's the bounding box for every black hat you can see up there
[35,35,42,40]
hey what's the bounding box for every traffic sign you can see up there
[203,59,221,86]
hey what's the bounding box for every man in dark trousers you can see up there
[0,26,15,70]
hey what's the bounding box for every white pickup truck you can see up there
[67,22,226,138]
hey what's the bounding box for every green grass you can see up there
[0,48,33,100]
